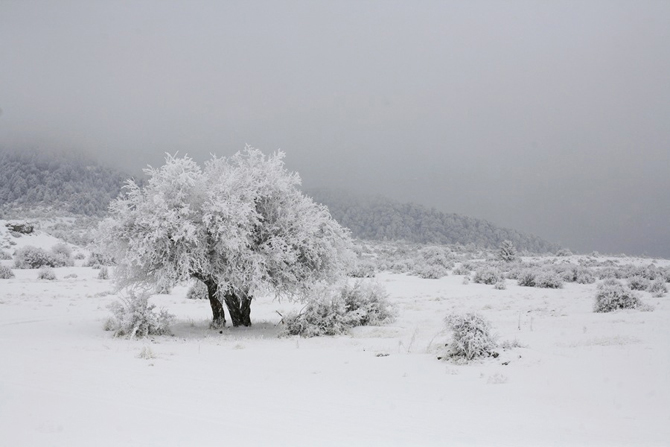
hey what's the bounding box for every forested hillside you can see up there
[307,188,559,253]
[0,148,130,216]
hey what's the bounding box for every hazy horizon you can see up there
[1,1,669,257]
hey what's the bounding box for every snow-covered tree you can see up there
[99,147,354,328]
[497,240,517,263]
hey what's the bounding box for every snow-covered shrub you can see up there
[493,280,507,290]
[649,279,667,297]
[473,267,503,285]
[0,265,15,279]
[97,266,109,280]
[73,252,86,260]
[106,291,174,338]
[594,281,642,312]
[443,313,497,361]
[416,246,454,269]
[14,245,61,268]
[50,243,74,267]
[556,248,573,257]
[186,280,208,300]
[627,276,650,291]
[281,281,394,337]
[340,281,395,326]
[534,271,563,289]
[281,294,356,337]
[85,252,114,268]
[452,264,470,276]
[497,240,517,262]
[64,273,78,279]
[574,268,596,284]
[517,269,537,287]
[414,264,449,279]
[0,249,12,260]
[37,267,56,280]
[348,259,377,278]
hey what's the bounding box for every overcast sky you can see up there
[1,1,669,256]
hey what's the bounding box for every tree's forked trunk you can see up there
[203,278,226,329]
[224,289,252,327]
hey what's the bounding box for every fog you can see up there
[1,1,669,257]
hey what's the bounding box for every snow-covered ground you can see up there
[1,227,669,446]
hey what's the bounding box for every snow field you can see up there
[1,263,669,446]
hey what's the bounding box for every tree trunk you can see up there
[223,290,252,327]
[203,278,226,329]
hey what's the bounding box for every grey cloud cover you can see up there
[1,1,668,256]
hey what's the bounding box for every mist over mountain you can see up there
[0,147,130,216]
[307,188,559,253]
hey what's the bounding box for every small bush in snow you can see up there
[442,313,497,361]
[106,291,174,338]
[414,263,449,279]
[517,269,537,287]
[594,281,642,312]
[97,266,110,280]
[64,273,78,279]
[452,264,470,276]
[85,252,114,268]
[493,280,507,290]
[340,281,395,326]
[281,281,394,337]
[186,281,208,300]
[14,246,61,269]
[0,249,12,260]
[649,279,667,297]
[416,246,454,270]
[73,252,86,260]
[534,271,563,289]
[37,267,56,280]
[348,259,377,278]
[627,276,650,291]
[0,265,15,279]
[473,267,503,285]
[50,243,74,267]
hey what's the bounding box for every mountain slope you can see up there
[0,148,131,216]
[307,188,559,253]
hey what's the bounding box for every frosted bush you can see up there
[649,279,667,297]
[37,267,56,280]
[473,267,503,285]
[417,246,454,269]
[186,280,208,300]
[443,313,497,361]
[534,271,563,289]
[0,265,15,279]
[348,259,377,278]
[0,249,12,260]
[50,243,74,267]
[414,263,449,279]
[106,291,174,338]
[85,252,114,268]
[517,269,537,287]
[452,264,470,276]
[340,281,395,326]
[14,246,62,268]
[575,268,596,284]
[627,276,650,291]
[281,281,394,337]
[493,280,506,290]
[594,281,642,312]
[556,248,573,257]
[97,266,109,280]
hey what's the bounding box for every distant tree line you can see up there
[307,188,559,253]
[0,147,131,216]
